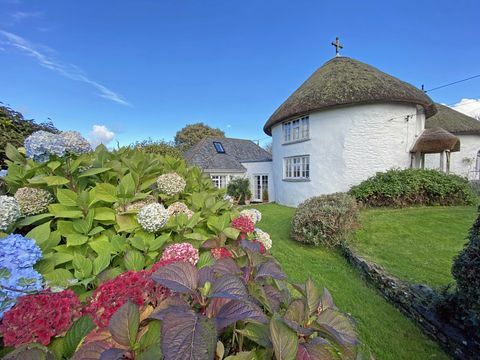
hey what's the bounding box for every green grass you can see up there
[350,206,477,288]
[254,203,447,360]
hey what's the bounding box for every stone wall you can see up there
[342,246,480,359]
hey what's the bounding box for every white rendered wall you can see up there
[271,103,423,207]
[424,134,480,179]
[241,161,275,202]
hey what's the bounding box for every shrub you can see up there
[227,177,251,205]
[131,138,182,158]
[291,193,359,247]
[452,209,480,315]
[349,168,477,207]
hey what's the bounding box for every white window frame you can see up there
[282,116,309,143]
[283,155,310,180]
[210,175,227,188]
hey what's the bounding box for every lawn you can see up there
[254,203,447,360]
[350,206,477,288]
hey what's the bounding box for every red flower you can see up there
[85,269,169,328]
[0,290,82,347]
[211,247,233,260]
[252,240,266,254]
[231,215,255,234]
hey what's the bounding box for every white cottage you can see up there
[425,104,480,179]
[185,137,275,202]
[264,56,455,207]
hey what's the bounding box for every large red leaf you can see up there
[152,261,198,293]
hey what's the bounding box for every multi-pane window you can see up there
[284,156,310,179]
[282,116,309,143]
[211,175,227,188]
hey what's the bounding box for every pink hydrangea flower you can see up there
[160,243,199,265]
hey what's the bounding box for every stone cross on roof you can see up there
[331,37,343,57]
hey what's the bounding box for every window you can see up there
[211,175,227,188]
[282,116,309,143]
[284,155,310,180]
[213,142,225,153]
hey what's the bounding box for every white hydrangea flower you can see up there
[156,173,186,196]
[255,228,272,250]
[137,203,169,232]
[14,187,54,216]
[123,195,157,212]
[0,196,22,231]
[240,208,262,224]
[167,201,194,219]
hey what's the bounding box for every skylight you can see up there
[213,142,225,153]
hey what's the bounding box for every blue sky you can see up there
[0,0,479,147]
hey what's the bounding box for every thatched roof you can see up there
[264,57,436,135]
[426,103,480,135]
[410,127,460,154]
[185,137,272,172]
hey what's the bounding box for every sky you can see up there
[0,0,479,148]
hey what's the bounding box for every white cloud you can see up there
[451,98,480,120]
[11,11,42,21]
[89,125,115,147]
[0,29,130,106]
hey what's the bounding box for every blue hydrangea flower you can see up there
[0,234,42,268]
[25,131,66,162]
[24,130,91,163]
[0,196,21,231]
[0,234,43,318]
[0,169,7,177]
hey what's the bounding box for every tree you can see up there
[131,138,182,158]
[0,103,58,166]
[263,141,272,154]
[174,122,225,151]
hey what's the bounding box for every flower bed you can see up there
[0,131,358,359]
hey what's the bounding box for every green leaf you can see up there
[5,143,25,163]
[43,268,75,288]
[93,253,110,275]
[26,221,51,245]
[66,233,89,246]
[73,254,93,279]
[124,250,144,271]
[118,173,136,198]
[270,314,298,360]
[116,214,139,233]
[149,233,170,251]
[78,167,111,178]
[89,239,115,254]
[63,316,95,358]
[44,176,70,186]
[109,301,140,347]
[56,189,78,206]
[50,252,74,266]
[15,213,54,227]
[197,251,214,269]
[137,320,162,359]
[88,226,105,236]
[92,183,117,203]
[94,207,116,222]
[130,236,147,251]
[236,323,272,348]
[47,160,61,171]
[223,227,240,240]
[48,204,83,218]
[0,267,11,279]
[184,232,208,241]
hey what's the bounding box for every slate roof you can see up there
[184,137,272,172]
[264,56,436,135]
[426,103,480,135]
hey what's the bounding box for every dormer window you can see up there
[282,116,309,143]
[213,142,225,153]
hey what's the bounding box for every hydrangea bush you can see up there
[0,137,358,359]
